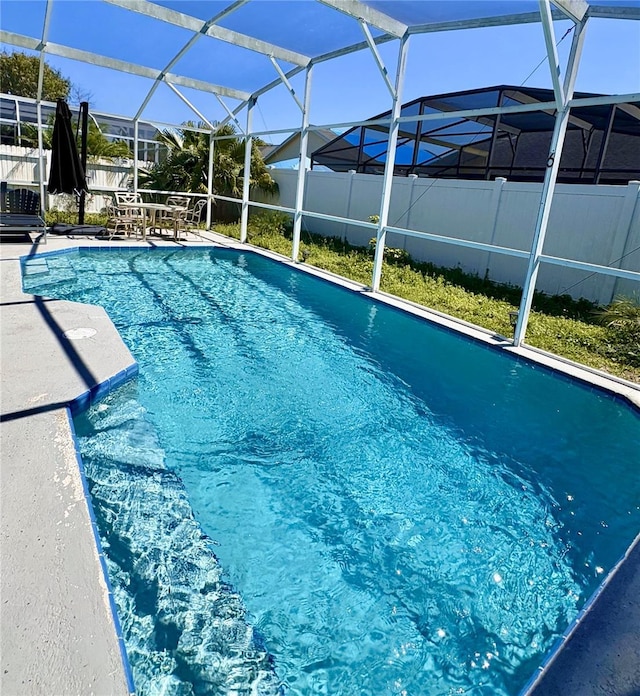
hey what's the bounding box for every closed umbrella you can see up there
[47,99,87,196]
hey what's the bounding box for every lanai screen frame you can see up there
[1,0,639,348]
[309,85,640,184]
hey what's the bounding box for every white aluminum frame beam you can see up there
[359,19,395,98]
[371,34,410,292]
[540,0,567,105]
[589,5,640,18]
[0,30,251,102]
[35,0,54,214]
[214,94,245,133]
[551,0,589,23]
[35,0,54,101]
[133,120,139,192]
[105,0,310,67]
[134,11,221,120]
[514,4,588,346]
[240,97,255,243]
[206,132,215,229]
[539,255,640,282]
[292,65,313,262]
[269,56,304,113]
[164,82,216,130]
[408,11,554,35]
[317,0,407,37]
[385,225,530,259]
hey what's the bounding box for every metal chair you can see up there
[160,195,190,239]
[115,191,142,206]
[105,199,141,239]
[182,199,208,237]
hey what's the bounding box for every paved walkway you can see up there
[1,231,638,696]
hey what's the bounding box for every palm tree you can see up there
[84,122,130,161]
[596,294,640,329]
[139,121,277,221]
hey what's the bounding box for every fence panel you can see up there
[271,169,639,304]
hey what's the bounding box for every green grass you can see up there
[217,220,639,384]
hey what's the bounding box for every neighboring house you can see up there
[261,128,336,169]
[0,94,163,163]
[312,85,640,185]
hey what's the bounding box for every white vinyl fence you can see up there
[0,145,146,214]
[270,169,640,305]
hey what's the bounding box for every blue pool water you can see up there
[23,248,640,696]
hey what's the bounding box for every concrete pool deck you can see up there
[0,231,638,695]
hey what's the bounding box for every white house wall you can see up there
[269,168,640,305]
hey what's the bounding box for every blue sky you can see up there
[1,1,639,142]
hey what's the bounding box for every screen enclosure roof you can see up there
[1,0,639,128]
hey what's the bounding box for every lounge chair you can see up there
[0,184,47,243]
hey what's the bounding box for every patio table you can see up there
[118,201,174,241]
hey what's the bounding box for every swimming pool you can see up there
[23,248,640,696]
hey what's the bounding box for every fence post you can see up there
[404,174,419,245]
[484,177,507,278]
[343,170,356,241]
[611,180,640,300]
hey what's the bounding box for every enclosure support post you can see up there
[78,101,89,225]
[35,0,53,215]
[206,131,215,230]
[371,33,410,292]
[133,120,139,193]
[240,97,256,244]
[35,101,46,217]
[292,64,313,262]
[514,4,587,346]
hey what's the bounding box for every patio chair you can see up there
[159,195,190,239]
[0,185,47,243]
[178,198,207,238]
[115,191,142,206]
[105,199,142,240]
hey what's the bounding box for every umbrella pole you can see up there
[78,101,89,225]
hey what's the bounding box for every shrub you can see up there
[250,210,292,237]
[368,237,411,265]
[596,295,640,367]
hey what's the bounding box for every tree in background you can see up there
[140,122,277,221]
[2,50,128,159]
[0,51,70,101]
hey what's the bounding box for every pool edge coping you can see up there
[13,244,142,694]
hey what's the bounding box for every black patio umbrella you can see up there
[47,98,87,197]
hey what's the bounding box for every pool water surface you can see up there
[23,248,640,696]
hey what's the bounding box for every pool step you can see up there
[75,385,283,696]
